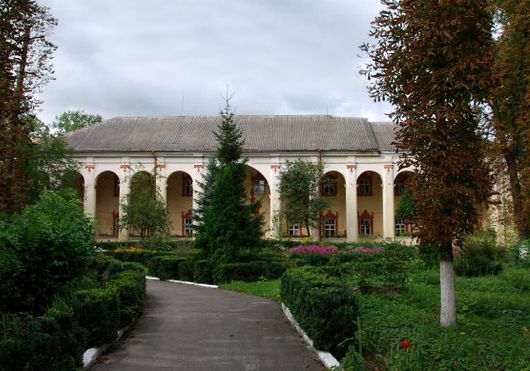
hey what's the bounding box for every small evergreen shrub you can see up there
[74,287,120,347]
[213,260,286,283]
[455,230,503,276]
[108,270,146,327]
[280,267,358,358]
[108,248,163,266]
[178,259,195,281]
[148,255,187,280]
[193,260,213,284]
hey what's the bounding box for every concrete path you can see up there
[93,280,324,371]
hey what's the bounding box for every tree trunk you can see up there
[505,152,529,240]
[440,244,456,327]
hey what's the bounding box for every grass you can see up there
[219,279,281,302]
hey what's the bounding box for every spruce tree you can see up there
[195,100,263,264]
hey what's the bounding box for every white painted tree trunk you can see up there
[440,259,456,327]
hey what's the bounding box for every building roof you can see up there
[65,115,396,153]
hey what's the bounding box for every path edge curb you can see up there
[146,276,218,289]
[281,303,340,370]
[82,326,129,370]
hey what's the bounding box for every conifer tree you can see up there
[195,100,263,264]
[363,0,493,326]
[193,156,219,226]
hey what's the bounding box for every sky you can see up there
[37,0,392,125]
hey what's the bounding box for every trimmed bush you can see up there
[108,270,146,326]
[214,260,286,283]
[0,305,87,371]
[148,255,187,280]
[75,287,120,347]
[193,259,213,284]
[280,267,358,358]
[109,248,162,266]
[178,259,195,281]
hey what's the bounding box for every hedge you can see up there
[108,270,146,327]
[96,240,195,251]
[193,260,213,284]
[0,307,87,371]
[147,256,187,280]
[280,266,358,358]
[108,248,163,266]
[214,260,286,283]
[178,259,195,281]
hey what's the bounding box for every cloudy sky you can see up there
[37,0,392,125]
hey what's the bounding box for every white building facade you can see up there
[66,115,413,242]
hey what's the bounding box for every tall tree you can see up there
[0,0,56,213]
[193,156,219,226]
[489,0,530,241]
[363,0,493,326]
[195,100,263,264]
[277,159,328,238]
[52,110,103,134]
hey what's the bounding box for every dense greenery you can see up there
[52,110,103,134]
[0,191,95,313]
[120,171,169,239]
[277,159,328,237]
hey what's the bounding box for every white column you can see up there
[382,164,395,240]
[84,169,96,219]
[118,174,130,241]
[346,165,358,242]
[268,165,281,238]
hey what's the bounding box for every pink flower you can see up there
[288,245,340,254]
[355,247,384,253]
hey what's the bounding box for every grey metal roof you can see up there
[65,115,396,153]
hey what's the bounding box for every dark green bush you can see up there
[122,261,147,274]
[193,259,213,284]
[289,252,332,266]
[0,248,23,313]
[108,270,146,327]
[280,266,358,358]
[0,304,87,371]
[214,260,286,283]
[148,255,187,280]
[108,248,163,266]
[75,287,120,347]
[96,239,195,251]
[1,191,95,313]
[455,230,503,277]
[178,259,195,281]
[91,253,125,281]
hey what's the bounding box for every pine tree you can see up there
[195,100,263,264]
[193,156,219,226]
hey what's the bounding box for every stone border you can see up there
[83,326,129,370]
[281,303,340,369]
[146,276,218,289]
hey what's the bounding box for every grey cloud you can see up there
[37,0,392,124]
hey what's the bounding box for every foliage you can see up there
[508,238,530,267]
[489,0,530,241]
[195,101,263,264]
[363,0,494,326]
[220,279,281,302]
[280,266,358,358]
[288,244,340,254]
[455,230,503,276]
[52,109,103,134]
[213,260,286,283]
[277,159,328,237]
[193,156,219,226]
[120,171,169,239]
[108,247,164,266]
[0,305,87,371]
[96,239,196,251]
[1,191,95,313]
[193,259,213,284]
[107,270,146,327]
[396,189,417,222]
[147,256,187,280]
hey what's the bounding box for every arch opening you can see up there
[95,171,120,237]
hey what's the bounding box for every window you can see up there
[321,179,337,196]
[254,179,266,196]
[358,178,372,196]
[360,218,372,235]
[184,217,194,236]
[395,218,406,235]
[324,218,336,238]
[288,224,301,237]
[183,175,193,197]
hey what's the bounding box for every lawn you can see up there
[219,279,281,302]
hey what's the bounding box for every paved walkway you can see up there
[93,280,324,371]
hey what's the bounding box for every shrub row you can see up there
[96,239,195,251]
[280,266,358,358]
[214,260,286,283]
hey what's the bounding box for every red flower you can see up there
[400,340,411,348]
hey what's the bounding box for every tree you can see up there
[193,156,219,226]
[194,100,263,264]
[52,110,103,134]
[277,159,328,238]
[120,171,169,239]
[396,189,416,222]
[363,0,493,326]
[489,0,530,241]
[0,0,57,213]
